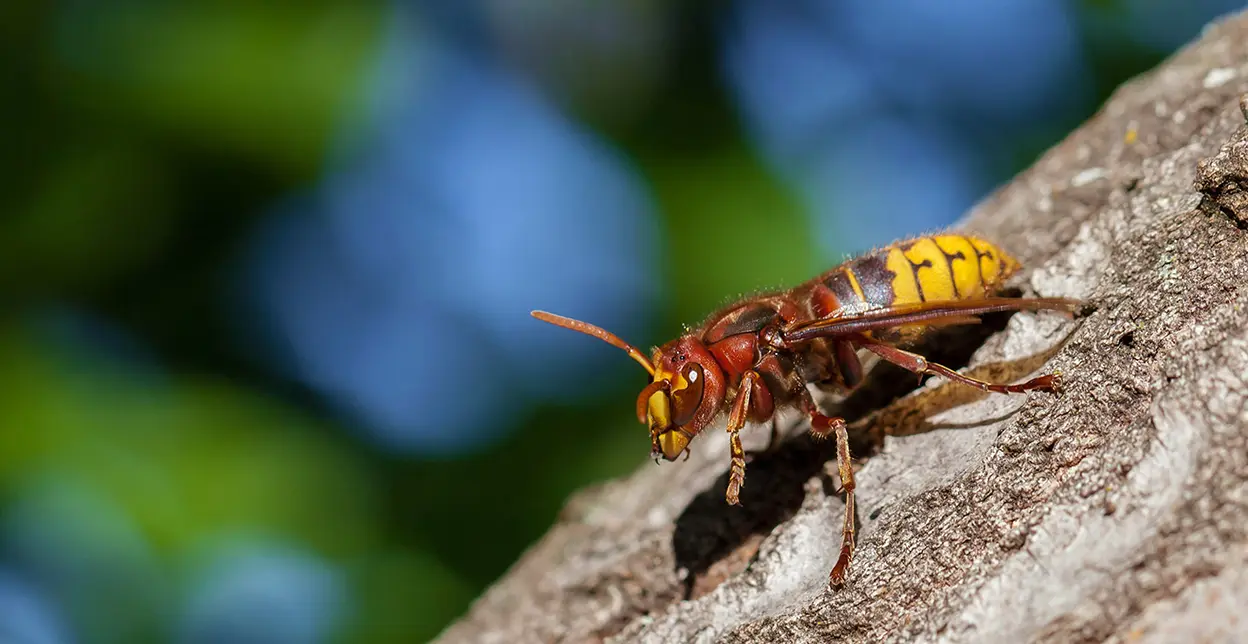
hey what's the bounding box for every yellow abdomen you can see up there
[809,234,1020,316]
[880,234,1019,307]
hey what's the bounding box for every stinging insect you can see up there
[532,233,1080,586]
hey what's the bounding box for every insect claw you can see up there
[1025,371,1063,394]
[829,534,853,587]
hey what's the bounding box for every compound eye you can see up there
[671,363,705,426]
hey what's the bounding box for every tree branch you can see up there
[438,10,1248,643]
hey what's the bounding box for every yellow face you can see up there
[655,428,690,460]
[645,364,703,461]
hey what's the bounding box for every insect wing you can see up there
[783,297,1080,343]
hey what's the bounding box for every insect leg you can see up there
[802,390,855,586]
[829,420,856,586]
[724,370,760,506]
[862,341,1060,394]
[833,339,864,388]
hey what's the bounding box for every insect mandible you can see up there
[532,233,1080,586]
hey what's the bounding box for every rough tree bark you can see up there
[438,12,1248,643]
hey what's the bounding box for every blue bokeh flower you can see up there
[242,11,658,455]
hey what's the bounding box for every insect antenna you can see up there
[531,310,656,376]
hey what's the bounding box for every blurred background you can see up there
[1,0,1243,641]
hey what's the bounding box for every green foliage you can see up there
[0,1,382,301]
[0,320,476,641]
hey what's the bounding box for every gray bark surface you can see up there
[438,12,1248,643]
